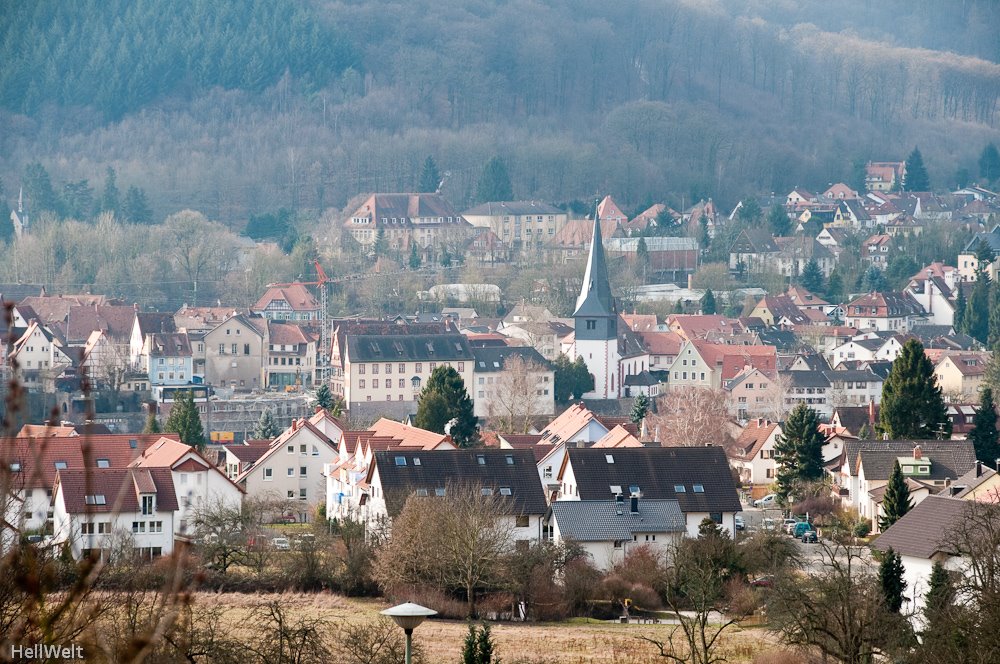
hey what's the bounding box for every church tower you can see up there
[572,207,621,399]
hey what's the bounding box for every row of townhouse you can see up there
[1,432,243,558]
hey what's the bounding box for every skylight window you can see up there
[477,455,486,465]
[610,484,622,495]
[96,459,110,469]
[54,461,68,470]
[435,487,446,496]
[394,456,407,466]
[84,495,107,505]
[10,462,21,472]
[129,439,138,449]
[693,484,705,493]
[481,488,494,496]
[629,485,640,495]
[415,488,428,497]
[674,485,686,493]
[499,487,512,496]
[605,454,615,463]
[412,457,421,466]
[505,455,514,465]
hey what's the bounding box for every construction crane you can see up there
[265,259,332,383]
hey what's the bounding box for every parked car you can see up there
[734,515,745,531]
[793,521,814,538]
[271,537,290,551]
[782,519,799,534]
[754,494,778,508]
[801,530,819,544]
[761,518,778,531]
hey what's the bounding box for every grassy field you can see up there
[194,592,781,663]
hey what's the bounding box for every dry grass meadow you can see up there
[195,592,783,663]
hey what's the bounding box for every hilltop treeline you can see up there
[1,0,999,225]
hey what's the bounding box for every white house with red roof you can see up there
[729,419,783,489]
[667,340,777,391]
[237,411,344,521]
[129,437,243,538]
[252,284,321,322]
[845,292,925,332]
[52,467,178,560]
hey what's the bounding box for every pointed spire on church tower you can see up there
[574,202,616,319]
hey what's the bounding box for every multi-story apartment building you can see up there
[462,200,568,253]
[330,319,475,418]
[202,314,268,391]
[343,193,473,254]
[252,284,321,322]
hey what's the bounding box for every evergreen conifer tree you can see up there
[879,339,951,439]
[101,166,120,216]
[419,155,441,193]
[800,258,824,293]
[253,409,280,440]
[163,390,205,449]
[879,547,906,613]
[967,387,1000,465]
[989,283,1000,349]
[772,403,825,501]
[475,156,513,203]
[143,411,161,434]
[701,289,717,315]
[953,287,967,333]
[571,355,595,398]
[904,147,930,191]
[314,383,334,410]
[123,185,152,224]
[635,236,650,280]
[979,143,1000,183]
[415,365,477,446]
[767,204,790,236]
[963,277,990,342]
[630,393,649,425]
[879,460,913,531]
[408,242,421,269]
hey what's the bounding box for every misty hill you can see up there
[2,0,999,225]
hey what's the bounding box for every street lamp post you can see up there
[381,602,437,664]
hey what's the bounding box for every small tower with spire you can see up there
[572,203,621,399]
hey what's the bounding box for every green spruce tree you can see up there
[571,355,595,399]
[767,204,791,236]
[921,560,960,659]
[879,339,951,439]
[635,236,650,280]
[800,258,824,293]
[989,283,1000,349]
[879,547,906,613]
[408,242,421,269]
[953,287,967,334]
[414,365,477,446]
[123,185,152,224]
[419,155,441,193]
[630,393,649,425]
[772,403,825,502]
[475,156,513,203]
[314,383,333,410]
[163,390,205,450]
[701,289,717,315]
[253,409,280,440]
[979,143,1000,183]
[904,147,930,192]
[967,387,1000,465]
[879,460,913,531]
[143,411,161,434]
[101,166,120,217]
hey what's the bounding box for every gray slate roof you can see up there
[839,439,976,480]
[781,370,831,388]
[872,495,973,558]
[550,499,685,541]
[573,212,616,319]
[471,346,550,373]
[564,447,741,513]
[347,333,473,363]
[464,201,564,216]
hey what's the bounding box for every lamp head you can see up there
[381,602,437,631]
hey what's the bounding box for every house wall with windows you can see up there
[203,316,267,390]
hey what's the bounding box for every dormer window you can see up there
[586,320,596,330]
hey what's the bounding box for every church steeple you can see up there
[573,205,617,340]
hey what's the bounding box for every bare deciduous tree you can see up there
[651,387,735,448]
[375,483,514,617]
[486,355,546,434]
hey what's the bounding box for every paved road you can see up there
[738,506,873,573]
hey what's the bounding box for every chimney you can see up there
[756,418,763,427]
[687,274,693,290]
[630,494,639,514]
[976,460,982,478]
[315,405,324,414]
[868,399,876,426]
[913,445,922,460]
[292,419,298,432]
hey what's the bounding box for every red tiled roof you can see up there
[253,284,320,313]
[640,331,684,356]
[732,419,779,460]
[592,425,643,448]
[55,467,179,514]
[368,418,450,447]
[1,434,180,490]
